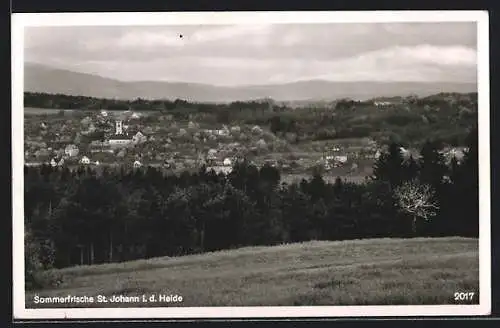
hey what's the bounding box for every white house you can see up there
[132,131,147,144]
[58,158,65,166]
[95,160,100,166]
[133,160,142,168]
[206,166,232,175]
[203,127,230,136]
[64,144,79,157]
[221,125,230,136]
[374,101,391,106]
[100,110,108,117]
[324,154,347,165]
[50,158,57,167]
[88,123,96,133]
[223,157,232,166]
[334,155,348,163]
[207,149,217,159]
[80,156,91,165]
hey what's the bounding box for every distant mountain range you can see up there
[24,63,477,103]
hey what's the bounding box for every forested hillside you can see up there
[25,128,479,290]
[24,92,478,147]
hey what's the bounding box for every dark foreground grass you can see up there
[26,237,479,307]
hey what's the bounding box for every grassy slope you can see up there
[26,237,479,307]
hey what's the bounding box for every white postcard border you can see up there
[12,10,491,319]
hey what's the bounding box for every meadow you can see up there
[26,237,479,308]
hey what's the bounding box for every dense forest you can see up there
[25,128,479,290]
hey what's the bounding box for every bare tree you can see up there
[393,179,439,235]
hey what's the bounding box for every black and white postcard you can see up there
[11,11,491,319]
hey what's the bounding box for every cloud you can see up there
[24,22,478,85]
[115,31,185,48]
[190,25,272,44]
[353,44,477,69]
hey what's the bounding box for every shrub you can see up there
[252,125,263,135]
[25,229,62,290]
[256,139,268,150]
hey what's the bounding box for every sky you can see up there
[24,23,478,86]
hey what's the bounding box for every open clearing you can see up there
[26,237,479,307]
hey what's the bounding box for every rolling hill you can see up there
[24,63,477,103]
[26,237,478,308]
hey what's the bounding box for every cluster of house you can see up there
[323,155,349,169]
[45,119,149,169]
[42,116,247,173]
[49,153,144,169]
[373,101,393,107]
[320,146,349,170]
[203,126,230,137]
[204,148,235,174]
[99,109,141,120]
[46,144,82,167]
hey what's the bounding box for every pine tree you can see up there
[372,142,405,188]
[453,126,479,236]
[309,171,327,201]
[419,140,447,188]
[403,155,420,181]
[449,156,460,183]
[259,164,281,189]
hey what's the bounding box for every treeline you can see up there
[25,91,477,113]
[267,110,474,146]
[24,92,280,113]
[25,128,479,289]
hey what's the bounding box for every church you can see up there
[108,120,147,147]
[108,120,133,146]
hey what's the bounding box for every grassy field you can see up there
[26,237,479,308]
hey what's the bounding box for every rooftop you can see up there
[109,133,132,140]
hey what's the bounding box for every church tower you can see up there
[115,120,123,135]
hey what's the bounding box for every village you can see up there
[24,108,467,181]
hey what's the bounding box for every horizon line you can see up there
[25,62,478,88]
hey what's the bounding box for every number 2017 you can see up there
[454,292,475,301]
